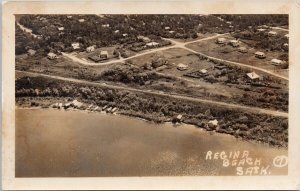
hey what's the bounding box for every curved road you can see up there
[16,70,288,118]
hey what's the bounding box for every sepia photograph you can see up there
[2,0,300,190]
[15,14,288,177]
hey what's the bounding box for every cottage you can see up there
[271,59,285,66]
[238,47,247,53]
[100,50,109,58]
[257,28,266,32]
[255,51,266,59]
[229,39,239,47]
[71,42,80,50]
[177,63,188,71]
[246,72,260,80]
[86,46,95,52]
[47,52,58,60]
[78,19,85,23]
[267,31,277,36]
[216,37,226,44]
[146,42,159,47]
[27,49,36,56]
[58,27,64,31]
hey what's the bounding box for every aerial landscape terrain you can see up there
[15,14,289,176]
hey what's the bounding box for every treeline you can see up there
[15,75,288,147]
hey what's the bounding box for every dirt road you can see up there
[16,70,288,118]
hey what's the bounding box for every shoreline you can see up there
[15,104,287,150]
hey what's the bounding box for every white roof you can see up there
[283,43,288,46]
[230,39,239,43]
[271,59,283,63]
[247,72,260,80]
[100,50,108,55]
[86,46,95,50]
[122,33,128,37]
[146,42,159,46]
[177,63,188,68]
[218,37,226,41]
[165,26,170,30]
[200,69,208,74]
[78,19,85,22]
[72,43,80,49]
[285,34,289,38]
[47,52,57,56]
[239,46,247,50]
[208,119,218,126]
[114,30,119,33]
[255,51,265,55]
[257,28,266,32]
[268,31,277,35]
[58,27,64,31]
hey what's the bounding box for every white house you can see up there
[146,42,159,47]
[283,43,288,47]
[47,52,58,60]
[229,39,239,47]
[208,119,218,126]
[238,47,247,53]
[67,15,72,19]
[122,33,128,37]
[255,51,266,59]
[257,28,266,32]
[114,30,120,33]
[71,43,80,50]
[246,72,260,80]
[271,59,284,66]
[58,27,64,31]
[200,69,208,74]
[268,31,277,36]
[216,37,226,44]
[100,50,109,58]
[78,19,85,23]
[102,24,110,28]
[165,26,171,30]
[177,63,188,71]
[86,46,95,52]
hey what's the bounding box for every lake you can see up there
[15,108,287,177]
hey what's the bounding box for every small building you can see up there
[169,30,175,34]
[27,49,36,56]
[271,59,284,66]
[177,63,188,71]
[122,33,128,37]
[67,15,72,19]
[208,119,218,126]
[246,72,260,80]
[165,26,170,30]
[102,24,110,28]
[114,30,119,33]
[238,47,247,53]
[255,51,266,59]
[229,39,239,47]
[86,46,95,52]
[78,19,85,23]
[176,114,183,121]
[146,42,159,47]
[47,52,58,60]
[100,50,109,58]
[283,43,288,47]
[58,27,64,31]
[216,37,226,44]
[257,28,266,32]
[200,69,208,74]
[267,31,277,36]
[71,42,80,50]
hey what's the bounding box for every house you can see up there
[165,26,170,30]
[146,42,159,47]
[216,37,226,44]
[283,43,288,47]
[200,69,208,74]
[102,24,110,28]
[169,30,175,34]
[255,51,266,59]
[229,39,239,47]
[271,59,285,66]
[47,52,58,60]
[267,31,277,36]
[122,33,128,37]
[176,114,183,121]
[177,63,188,71]
[246,72,260,80]
[78,19,85,23]
[67,15,72,19]
[27,49,36,56]
[58,27,64,31]
[208,119,218,126]
[71,42,80,50]
[238,47,247,53]
[86,46,95,52]
[114,30,119,33]
[100,50,109,58]
[257,28,266,32]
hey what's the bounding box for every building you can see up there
[267,31,277,36]
[67,15,72,19]
[271,59,285,66]
[27,49,36,56]
[102,24,110,28]
[47,52,58,60]
[122,33,128,37]
[71,42,80,50]
[146,42,159,47]
[257,28,266,32]
[238,47,247,53]
[114,30,119,33]
[229,39,239,47]
[255,51,266,59]
[285,34,289,39]
[86,46,95,52]
[283,43,288,47]
[58,27,64,31]
[246,72,260,80]
[216,37,226,44]
[100,50,109,58]
[78,19,85,23]
[200,69,208,74]
[165,26,170,30]
[177,63,188,71]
